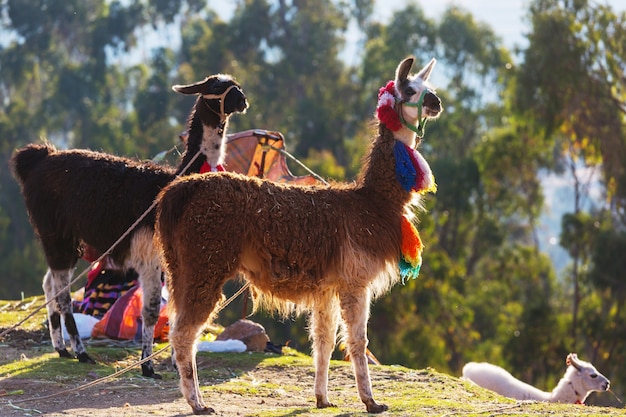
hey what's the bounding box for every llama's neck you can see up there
[175,101,227,175]
[393,122,418,149]
[522,387,552,402]
[550,370,587,403]
[358,123,412,206]
[394,103,420,148]
[509,375,552,401]
[199,123,227,169]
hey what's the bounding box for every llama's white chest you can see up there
[200,124,225,167]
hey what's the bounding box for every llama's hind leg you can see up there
[129,229,163,379]
[339,288,387,413]
[43,269,95,364]
[170,293,223,415]
[137,265,163,379]
[310,292,340,409]
[43,269,69,358]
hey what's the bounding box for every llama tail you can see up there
[10,143,54,184]
[155,178,195,245]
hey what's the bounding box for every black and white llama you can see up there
[10,74,248,378]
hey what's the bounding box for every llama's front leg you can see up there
[310,293,340,409]
[339,288,387,413]
[44,269,95,364]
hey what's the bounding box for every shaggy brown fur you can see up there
[10,74,247,378]
[155,57,441,414]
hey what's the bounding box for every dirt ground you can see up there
[0,365,326,417]
[0,328,375,417]
[3,327,624,417]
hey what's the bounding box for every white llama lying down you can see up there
[462,353,610,404]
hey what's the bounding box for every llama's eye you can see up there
[590,374,598,378]
[405,87,416,97]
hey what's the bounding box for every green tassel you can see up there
[399,256,421,284]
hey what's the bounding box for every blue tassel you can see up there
[399,256,421,284]
[394,142,417,192]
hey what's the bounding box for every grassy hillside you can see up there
[0,297,624,416]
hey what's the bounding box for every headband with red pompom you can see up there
[376,81,402,131]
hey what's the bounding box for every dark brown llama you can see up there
[155,56,442,414]
[10,74,248,378]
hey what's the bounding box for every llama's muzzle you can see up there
[236,94,249,112]
[423,91,442,117]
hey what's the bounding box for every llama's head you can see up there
[377,56,442,148]
[566,353,610,396]
[395,57,442,144]
[172,74,248,125]
[395,57,441,117]
[172,74,248,174]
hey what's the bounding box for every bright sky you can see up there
[207,0,625,61]
[375,0,529,50]
[375,0,626,50]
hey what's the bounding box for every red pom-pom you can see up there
[378,81,396,99]
[377,105,402,131]
[377,81,402,131]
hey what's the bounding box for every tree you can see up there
[0,0,204,298]
[365,5,554,377]
[516,0,626,354]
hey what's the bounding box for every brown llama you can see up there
[155,56,442,414]
[10,74,247,378]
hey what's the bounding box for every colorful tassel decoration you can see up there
[394,141,417,192]
[399,215,423,283]
[393,141,437,194]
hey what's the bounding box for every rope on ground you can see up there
[1,276,248,406]
[6,344,171,405]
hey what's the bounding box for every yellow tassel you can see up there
[400,215,423,282]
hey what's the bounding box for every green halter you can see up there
[396,89,429,138]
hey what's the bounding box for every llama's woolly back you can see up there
[156,169,404,315]
[14,144,177,265]
[463,362,551,401]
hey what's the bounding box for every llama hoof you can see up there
[56,348,74,359]
[365,399,388,414]
[141,365,162,379]
[142,370,163,379]
[192,406,215,415]
[315,395,336,409]
[76,352,96,364]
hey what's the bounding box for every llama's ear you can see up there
[171,77,212,95]
[416,58,437,82]
[395,57,415,84]
[566,353,583,371]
